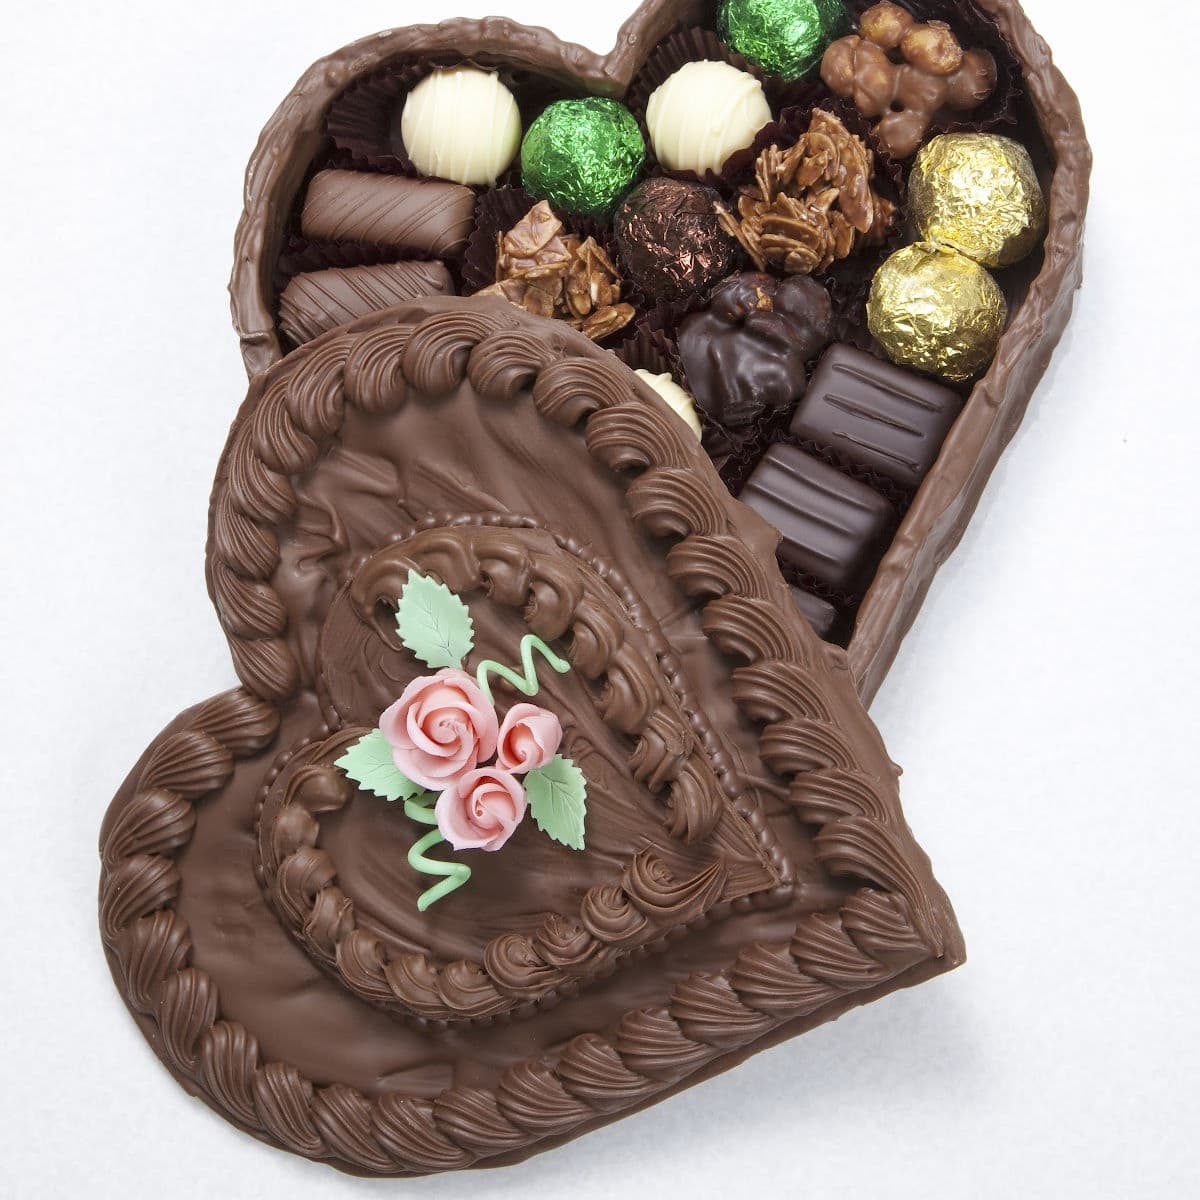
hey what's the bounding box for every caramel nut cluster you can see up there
[821,1,997,159]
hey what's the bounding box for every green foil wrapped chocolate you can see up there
[718,0,848,81]
[521,98,645,217]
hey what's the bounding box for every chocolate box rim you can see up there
[228,0,1092,704]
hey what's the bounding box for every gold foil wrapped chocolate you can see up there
[868,243,1006,382]
[909,133,1046,269]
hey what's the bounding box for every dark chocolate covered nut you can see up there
[279,261,455,346]
[741,444,899,594]
[676,273,834,429]
[790,344,964,490]
[301,169,476,257]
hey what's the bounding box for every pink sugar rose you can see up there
[496,703,563,774]
[435,768,527,852]
[378,669,498,791]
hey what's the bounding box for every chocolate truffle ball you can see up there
[400,67,522,186]
[634,369,703,438]
[614,178,739,302]
[646,61,772,176]
[677,272,834,428]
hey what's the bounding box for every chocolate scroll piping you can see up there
[104,301,962,1175]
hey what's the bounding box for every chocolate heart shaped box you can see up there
[229,0,1091,701]
[101,0,1089,1179]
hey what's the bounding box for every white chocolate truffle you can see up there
[635,370,703,439]
[400,67,522,186]
[646,60,772,176]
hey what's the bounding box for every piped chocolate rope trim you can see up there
[101,686,942,1176]
[260,524,772,1023]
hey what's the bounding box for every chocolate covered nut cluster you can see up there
[821,1,997,158]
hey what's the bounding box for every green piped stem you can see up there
[475,634,570,705]
[403,797,471,911]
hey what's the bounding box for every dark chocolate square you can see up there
[742,445,899,595]
[790,345,964,491]
[790,586,839,640]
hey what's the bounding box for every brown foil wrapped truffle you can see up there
[614,177,739,302]
[821,2,997,159]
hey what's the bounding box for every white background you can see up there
[1,1,1197,1196]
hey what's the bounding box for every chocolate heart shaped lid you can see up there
[101,296,962,1176]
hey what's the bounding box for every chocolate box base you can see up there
[229,0,1089,704]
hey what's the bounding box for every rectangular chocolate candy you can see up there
[301,169,476,258]
[279,261,455,346]
[790,345,964,491]
[741,445,899,595]
[790,586,839,640]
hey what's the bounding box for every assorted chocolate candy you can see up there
[273,0,1050,643]
[677,272,833,429]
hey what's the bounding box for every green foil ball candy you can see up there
[520,98,645,217]
[718,0,849,81]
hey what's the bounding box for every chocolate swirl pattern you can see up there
[103,299,962,1175]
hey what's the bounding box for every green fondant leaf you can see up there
[396,571,475,669]
[335,730,423,802]
[525,755,587,850]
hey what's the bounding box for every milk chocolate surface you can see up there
[301,169,476,257]
[279,261,454,345]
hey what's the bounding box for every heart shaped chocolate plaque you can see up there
[100,299,962,1174]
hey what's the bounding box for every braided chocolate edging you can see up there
[103,302,958,1174]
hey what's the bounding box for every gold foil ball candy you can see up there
[867,243,1007,383]
[909,133,1047,269]
[401,67,522,186]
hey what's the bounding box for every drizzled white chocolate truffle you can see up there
[401,67,522,186]
[635,370,703,439]
[646,60,772,176]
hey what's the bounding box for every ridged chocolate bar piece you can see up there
[279,261,455,345]
[790,586,839,640]
[790,344,965,490]
[301,169,476,257]
[742,445,899,595]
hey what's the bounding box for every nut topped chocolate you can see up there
[677,272,834,428]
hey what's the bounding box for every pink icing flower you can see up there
[435,768,527,851]
[379,669,498,790]
[496,703,563,774]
